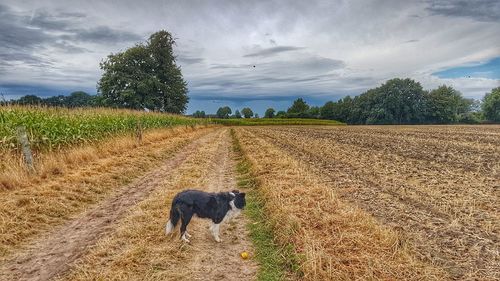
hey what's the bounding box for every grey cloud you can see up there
[67,26,142,43]
[426,0,500,22]
[177,55,204,65]
[243,46,304,57]
[52,41,90,54]
[209,63,252,69]
[28,9,142,44]
[0,3,142,74]
[259,56,345,74]
[29,10,77,30]
[0,53,52,67]
[404,39,419,43]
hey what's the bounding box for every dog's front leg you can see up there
[210,223,222,242]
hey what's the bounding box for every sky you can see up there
[0,0,499,115]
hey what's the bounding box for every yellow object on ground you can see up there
[240,251,249,259]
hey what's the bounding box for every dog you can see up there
[165,189,246,243]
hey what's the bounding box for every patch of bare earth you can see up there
[183,129,258,280]
[246,125,499,280]
[234,127,446,280]
[51,128,257,281]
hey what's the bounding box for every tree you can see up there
[264,108,275,118]
[287,98,310,117]
[320,101,339,119]
[241,107,253,118]
[307,106,320,118]
[98,30,188,113]
[276,111,287,118]
[65,91,94,107]
[254,113,259,118]
[193,110,206,118]
[482,87,500,122]
[43,95,67,107]
[424,85,471,123]
[216,106,232,118]
[234,110,242,118]
[374,78,426,124]
[17,95,43,105]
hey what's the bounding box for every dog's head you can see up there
[230,189,246,210]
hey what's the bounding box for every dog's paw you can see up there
[214,237,222,243]
[185,232,192,238]
[181,233,190,243]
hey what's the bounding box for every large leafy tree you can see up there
[17,95,43,105]
[424,85,471,123]
[482,87,500,122]
[216,106,232,118]
[374,78,426,124]
[287,98,310,117]
[241,107,254,118]
[264,108,275,118]
[192,110,206,118]
[98,30,188,113]
[320,101,338,120]
[65,91,95,107]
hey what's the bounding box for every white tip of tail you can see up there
[165,220,174,234]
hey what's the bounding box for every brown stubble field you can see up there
[237,125,499,280]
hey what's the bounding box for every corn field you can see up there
[0,105,208,151]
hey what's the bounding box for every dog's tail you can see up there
[165,202,181,235]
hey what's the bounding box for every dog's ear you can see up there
[232,189,240,194]
[240,192,246,198]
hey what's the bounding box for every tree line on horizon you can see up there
[201,78,499,124]
[4,78,499,124]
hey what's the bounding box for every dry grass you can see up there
[57,129,230,280]
[0,125,211,190]
[234,128,448,280]
[0,125,214,259]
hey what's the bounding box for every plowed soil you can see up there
[244,125,499,280]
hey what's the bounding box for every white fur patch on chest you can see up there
[223,200,241,222]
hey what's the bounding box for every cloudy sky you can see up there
[1,0,499,114]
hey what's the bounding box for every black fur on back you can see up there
[168,189,246,236]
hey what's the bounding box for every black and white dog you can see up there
[165,189,246,243]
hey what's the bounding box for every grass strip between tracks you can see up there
[230,128,302,281]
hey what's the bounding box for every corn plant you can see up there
[0,105,208,152]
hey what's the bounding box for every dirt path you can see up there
[183,129,258,280]
[0,131,218,281]
[1,128,258,281]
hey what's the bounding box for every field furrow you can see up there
[245,125,499,280]
[235,127,448,280]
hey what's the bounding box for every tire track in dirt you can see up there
[0,130,219,281]
[180,128,258,280]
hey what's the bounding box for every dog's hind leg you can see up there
[179,206,193,243]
